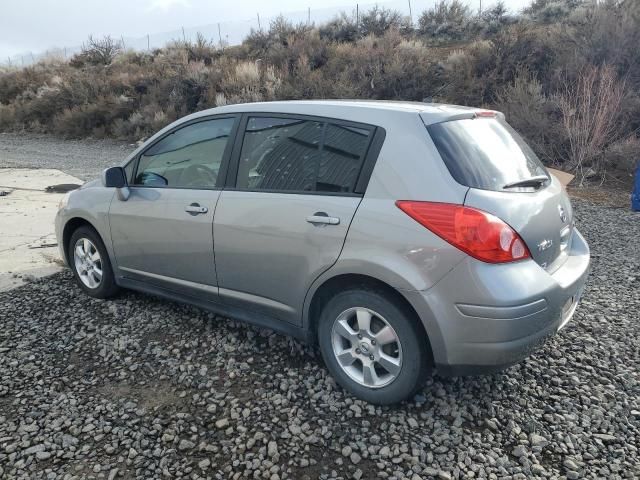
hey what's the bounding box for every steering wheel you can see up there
[180,164,218,187]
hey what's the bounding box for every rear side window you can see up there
[427,118,548,191]
[236,116,372,194]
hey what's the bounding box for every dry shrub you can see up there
[495,68,560,163]
[0,0,639,181]
[418,0,472,42]
[0,104,17,131]
[557,64,627,184]
[70,35,123,67]
[603,136,640,175]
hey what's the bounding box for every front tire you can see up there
[318,287,429,405]
[69,226,119,299]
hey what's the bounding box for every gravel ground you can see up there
[0,199,638,480]
[0,133,134,181]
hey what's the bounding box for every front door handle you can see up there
[185,203,208,215]
[306,212,340,225]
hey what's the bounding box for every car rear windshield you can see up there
[427,117,549,191]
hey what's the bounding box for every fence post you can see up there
[147,34,150,51]
[408,0,412,24]
[308,7,310,25]
[257,13,261,30]
[356,4,359,34]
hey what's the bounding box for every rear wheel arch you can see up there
[307,273,434,365]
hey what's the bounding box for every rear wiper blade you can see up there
[503,175,549,189]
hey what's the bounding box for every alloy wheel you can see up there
[73,238,103,289]
[330,307,403,388]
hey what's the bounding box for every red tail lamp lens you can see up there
[395,201,531,263]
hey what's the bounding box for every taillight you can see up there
[395,201,531,263]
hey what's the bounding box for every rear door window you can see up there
[427,118,548,191]
[235,116,373,194]
[318,123,371,193]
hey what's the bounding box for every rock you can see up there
[215,418,229,429]
[268,440,278,458]
[178,439,195,451]
[24,444,46,455]
[593,434,616,443]
[35,451,51,461]
[0,198,635,480]
[62,434,78,448]
[531,464,545,474]
[512,445,527,457]
[530,434,548,448]
[564,459,579,471]
[485,419,499,431]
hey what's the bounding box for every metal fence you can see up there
[3,0,530,68]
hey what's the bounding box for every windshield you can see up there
[427,117,549,191]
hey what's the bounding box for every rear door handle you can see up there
[185,203,208,215]
[306,212,340,225]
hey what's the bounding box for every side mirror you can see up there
[103,166,127,188]
[102,166,130,201]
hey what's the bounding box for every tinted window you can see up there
[135,118,234,188]
[318,124,371,193]
[427,118,548,191]
[236,116,372,193]
[237,117,322,191]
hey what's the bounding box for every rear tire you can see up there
[318,287,429,405]
[69,226,119,299]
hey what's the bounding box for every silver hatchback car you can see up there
[56,100,590,404]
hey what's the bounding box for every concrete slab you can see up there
[0,168,83,291]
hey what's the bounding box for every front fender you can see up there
[56,186,116,265]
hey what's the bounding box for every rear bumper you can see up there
[403,228,590,375]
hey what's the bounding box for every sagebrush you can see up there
[0,0,639,180]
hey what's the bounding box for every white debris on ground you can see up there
[0,168,83,291]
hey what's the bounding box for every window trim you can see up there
[130,114,241,191]
[224,112,383,197]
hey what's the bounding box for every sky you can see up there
[0,0,532,61]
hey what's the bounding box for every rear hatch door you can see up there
[425,114,573,269]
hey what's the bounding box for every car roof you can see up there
[182,100,485,127]
[124,100,493,163]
